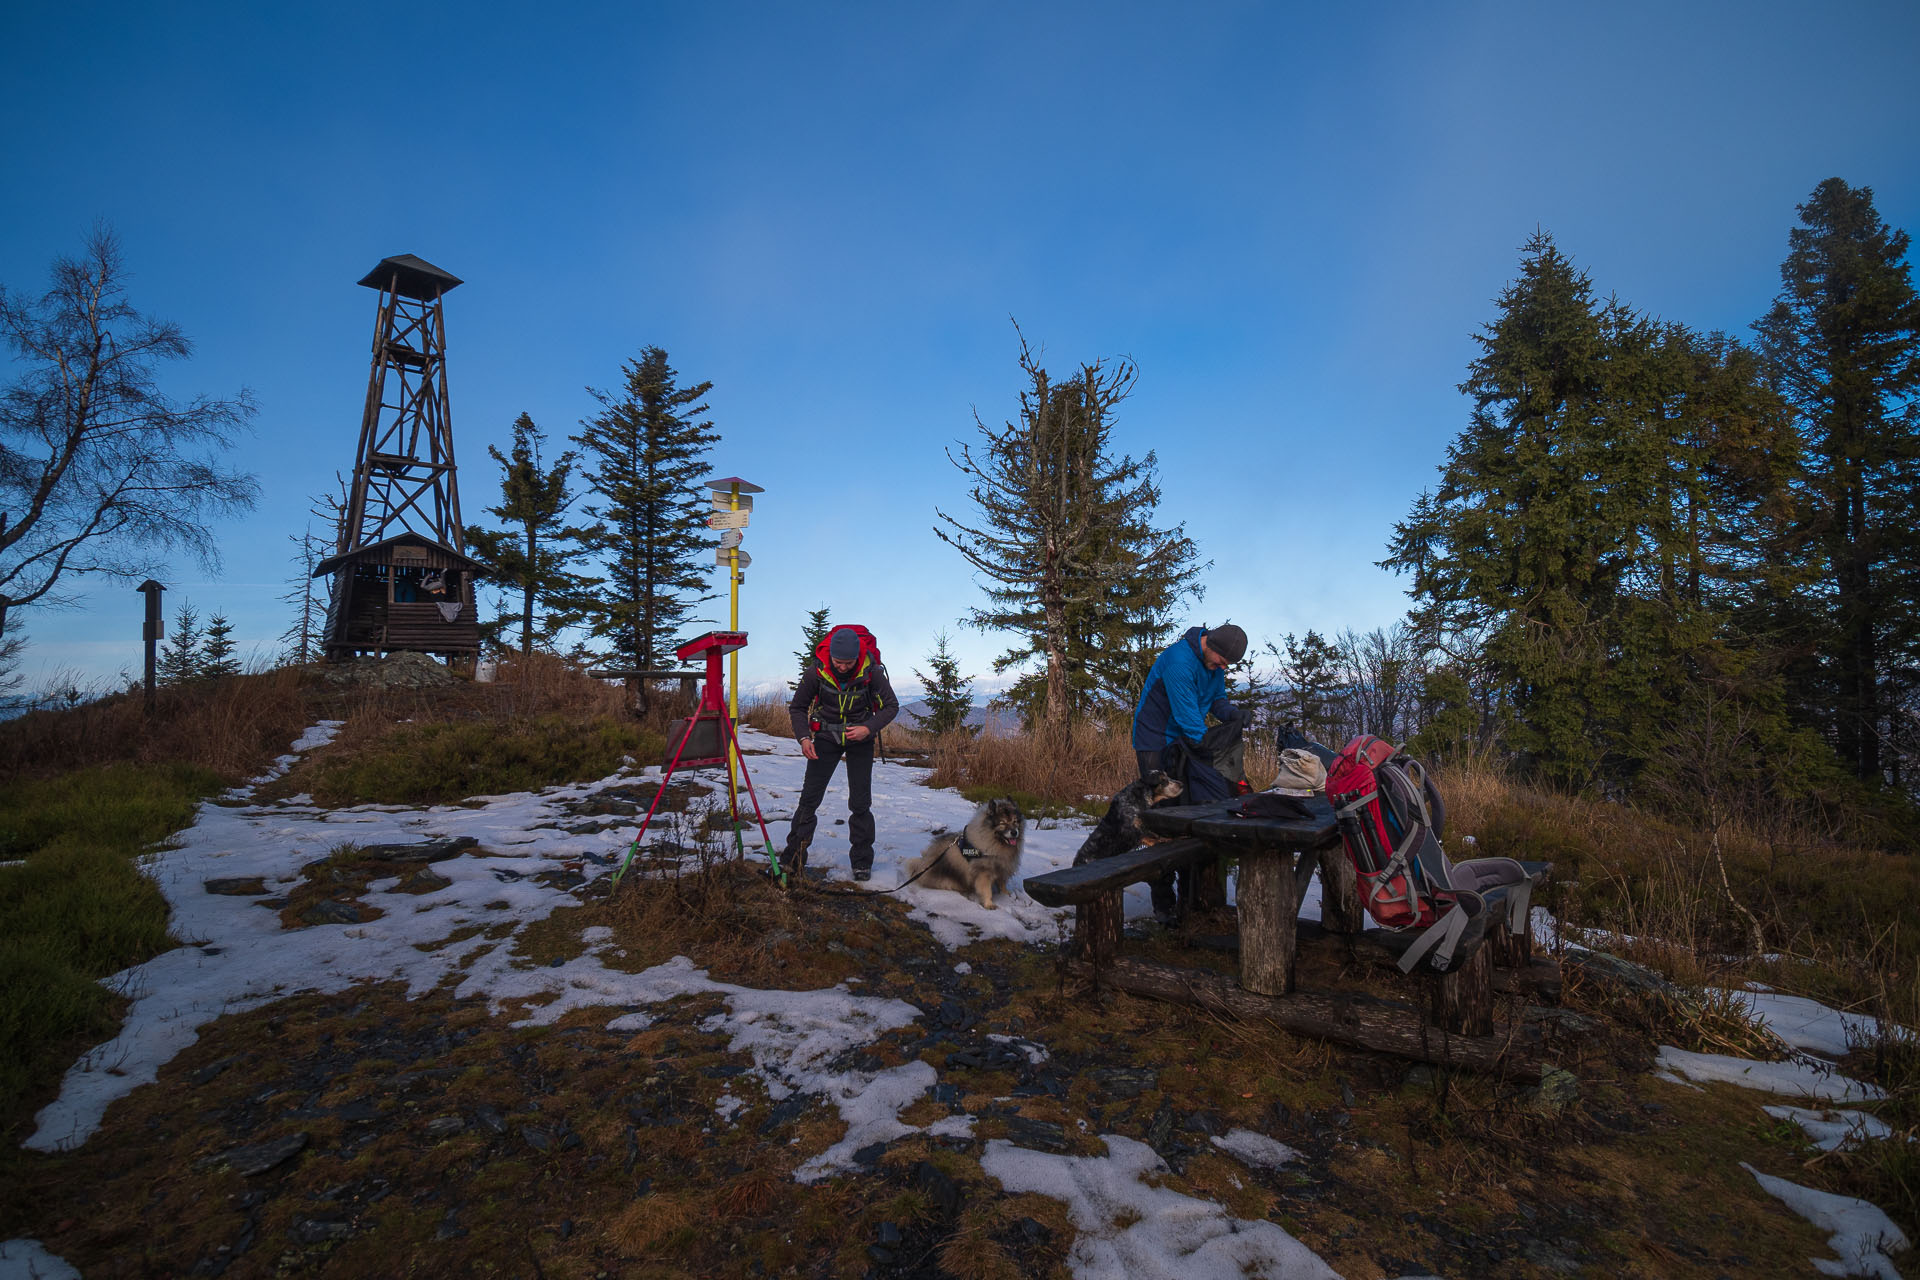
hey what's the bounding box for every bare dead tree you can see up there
[0,228,258,640]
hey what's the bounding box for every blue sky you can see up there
[3,1,1916,698]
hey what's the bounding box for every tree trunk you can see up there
[521,522,536,655]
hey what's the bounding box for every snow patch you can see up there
[982,1135,1341,1279]
[1718,989,1906,1058]
[1743,1162,1909,1279]
[1763,1105,1896,1153]
[1210,1128,1301,1171]
[0,1239,81,1280]
[1653,1046,1883,1104]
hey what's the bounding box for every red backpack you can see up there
[814,624,882,671]
[1324,735,1536,973]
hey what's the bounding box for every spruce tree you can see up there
[937,329,1204,728]
[1384,233,1807,790]
[464,412,587,655]
[1754,178,1920,784]
[915,632,975,735]
[200,613,239,679]
[157,601,202,686]
[572,349,719,675]
[792,606,832,690]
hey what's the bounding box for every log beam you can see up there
[1062,955,1542,1080]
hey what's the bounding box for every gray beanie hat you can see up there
[1207,623,1248,664]
[829,628,862,662]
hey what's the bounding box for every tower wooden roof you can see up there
[357,254,464,301]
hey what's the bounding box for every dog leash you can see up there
[803,857,942,897]
[801,827,999,897]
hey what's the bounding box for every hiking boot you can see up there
[782,845,808,875]
[851,853,873,883]
[852,867,872,883]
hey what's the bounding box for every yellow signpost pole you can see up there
[708,476,762,806]
[727,481,741,795]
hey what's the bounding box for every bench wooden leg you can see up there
[1489,916,1532,969]
[1431,943,1494,1036]
[1078,891,1122,969]
[1316,840,1364,934]
[1237,849,1296,996]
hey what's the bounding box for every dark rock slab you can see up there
[1089,1066,1158,1100]
[852,1140,889,1167]
[759,1093,812,1135]
[299,899,366,927]
[398,869,452,893]
[470,1105,506,1135]
[204,877,268,896]
[189,1055,244,1086]
[912,1160,963,1217]
[196,1131,308,1177]
[945,1044,1023,1072]
[356,836,478,863]
[1001,1116,1068,1152]
[425,1115,465,1139]
[289,1216,351,1245]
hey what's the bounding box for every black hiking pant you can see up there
[785,734,875,872]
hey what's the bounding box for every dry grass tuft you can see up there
[737,693,793,737]
[609,1189,704,1255]
[0,667,310,782]
[604,851,814,988]
[486,651,631,719]
[927,719,1137,812]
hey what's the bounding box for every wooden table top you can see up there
[1139,794,1340,848]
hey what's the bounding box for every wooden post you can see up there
[1236,847,1297,996]
[1489,919,1532,970]
[137,580,165,717]
[1316,840,1364,933]
[1431,943,1494,1036]
[1078,891,1123,970]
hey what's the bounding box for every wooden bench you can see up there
[1023,796,1555,1079]
[1023,837,1213,965]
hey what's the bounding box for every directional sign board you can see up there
[707,510,749,530]
[717,529,742,550]
[715,547,752,567]
[711,493,753,511]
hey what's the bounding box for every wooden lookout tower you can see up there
[316,254,484,661]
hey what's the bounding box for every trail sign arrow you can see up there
[717,529,742,549]
[715,547,752,567]
[712,492,753,511]
[707,510,749,530]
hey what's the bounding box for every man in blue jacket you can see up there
[1133,622,1248,802]
[1132,623,1249,920]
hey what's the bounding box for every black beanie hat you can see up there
[829,629,862,662]
[1208,623,1248,664]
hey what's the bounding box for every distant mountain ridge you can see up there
[894,697,1022,735]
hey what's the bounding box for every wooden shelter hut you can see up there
[317,254,483,660]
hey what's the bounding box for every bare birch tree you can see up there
[0,228,257,641]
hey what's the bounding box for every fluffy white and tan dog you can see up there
[903,797,1025,909]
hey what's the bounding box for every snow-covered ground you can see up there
[12,722,1350,1279]
[11,720,1913,1280]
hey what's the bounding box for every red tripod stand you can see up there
[609,630,788,888]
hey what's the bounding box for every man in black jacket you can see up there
[785,627,898,881]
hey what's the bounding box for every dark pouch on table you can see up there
[1238,793,1314,821]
